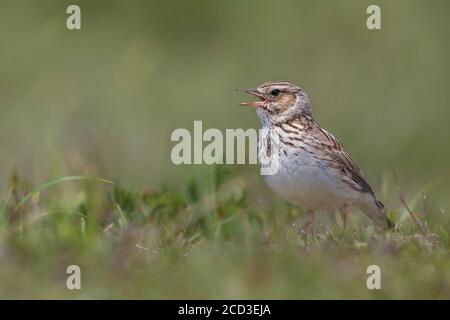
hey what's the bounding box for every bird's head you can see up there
[237,81,312,123]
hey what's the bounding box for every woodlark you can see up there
[238,81,393,231]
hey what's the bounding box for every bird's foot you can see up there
[299,222,314,236]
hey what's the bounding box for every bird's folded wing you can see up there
[312,126,375,195]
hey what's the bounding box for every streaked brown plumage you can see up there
[239,80,393,231]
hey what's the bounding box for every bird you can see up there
[238,80,393,231]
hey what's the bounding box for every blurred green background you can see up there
[1,0,450,299]
[1,0,449,200]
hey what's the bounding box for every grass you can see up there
[0,165,449,299]
[0,0,449,300]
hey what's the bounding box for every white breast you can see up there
[259,127,359,211]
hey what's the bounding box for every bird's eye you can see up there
[270,89,280,97]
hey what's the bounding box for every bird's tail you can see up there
[358,198,394,230]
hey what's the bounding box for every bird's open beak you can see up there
[236,88,266,107]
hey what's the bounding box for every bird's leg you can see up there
[340,204,350,233]
[300,209,315,234]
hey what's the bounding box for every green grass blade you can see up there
[0,184,14,215]
[14,176,115,212]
